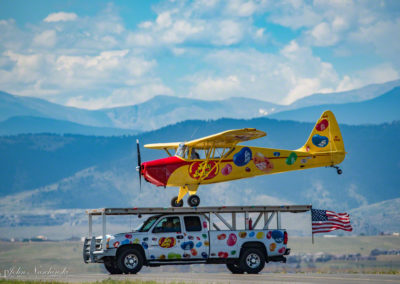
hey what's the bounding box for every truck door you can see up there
[148,216,184,260]
[182,215,208,259]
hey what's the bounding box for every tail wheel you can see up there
[116,247,144,274]
[171,196,184,207]
[239,248,265,274]
[103,257,122,274]
[188,195,200,207]
[226,262,244,274]
[337,169,343,175]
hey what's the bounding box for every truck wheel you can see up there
[117,247,144,274]
[171,196,183,207]
[103,257,122,274]
[188,195,200,207]
[239,248,265,274]
[226,262,244,274]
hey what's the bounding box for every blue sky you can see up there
[0,0,399,109]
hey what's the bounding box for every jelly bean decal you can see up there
[191,248,198,256]
[312,134,329,148]
[121,239,129,245]
[133,238,140,244]
[159,254,166,260]
[202,234,207,239]
[269,243,276,252]
[142,242,148,249]
[231,250,237,255]
[189,161,219,180]
[196,242,202,248]
[253,152,274,173]
[227,233,237,246]
[204,241,210,246]
[221,164,233,176]
[266,231,272,239]
[271,230,284,243]
[143,237,148,242]
[125,234,132,239]
[203,221,208,229]
[180,241,194,250]
[256,232,264,239]
[201,252,208,258]
[273,152,280,157]
[113,241,120,248]
[197,236,201,240]
[239,232,247,238]
[245,167,251,172]
[188,236,194,240]
[316,119,329,131]
[278,247,286,254]
[233,147,252,167]
[217,233,227,240]
[286,152,297,165]
[159,237,176,248]
[249,231,255,237]
[150,255,155,259]
[168,253,181,259]
[218,252,229,258]
[183,253,191,259]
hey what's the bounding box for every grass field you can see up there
[0,236,399,276]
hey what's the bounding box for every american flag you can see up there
[311,209,352,234]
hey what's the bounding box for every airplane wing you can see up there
[186,128,266,149]
[144,142,181,150]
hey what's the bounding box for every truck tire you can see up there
[103,257,122,274]
[116,247,144,274]
[226,262,244,274]
[239,248,265,274]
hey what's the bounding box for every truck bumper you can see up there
[83,237,116,263]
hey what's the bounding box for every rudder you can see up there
[298,110,345,154]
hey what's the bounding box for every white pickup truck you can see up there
[83,206,311,274]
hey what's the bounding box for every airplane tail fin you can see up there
[298,110,345,154]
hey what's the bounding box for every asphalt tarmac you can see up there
[6,272,400,283]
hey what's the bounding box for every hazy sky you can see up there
[0,0,399,109]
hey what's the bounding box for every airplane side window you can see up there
[153,216,181,233]
[184,216,202,232]
[213,148,231,159]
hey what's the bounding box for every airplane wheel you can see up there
[188,195,200,207]
[171,196,183,207]
[337,169,343,175]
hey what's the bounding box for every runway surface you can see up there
[7,272,400,283]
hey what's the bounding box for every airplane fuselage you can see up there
[141,145,345,188]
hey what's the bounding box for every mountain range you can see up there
[0,79,399,135]
[0,117,399,236]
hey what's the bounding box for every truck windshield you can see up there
[137,215,159,232]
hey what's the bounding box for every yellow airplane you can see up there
[137,110,346,207]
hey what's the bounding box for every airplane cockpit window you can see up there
[175,143,188,158]
[213,147,234,159]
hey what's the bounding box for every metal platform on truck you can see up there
[86,205,312,216]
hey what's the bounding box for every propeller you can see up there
[136,139,142,192]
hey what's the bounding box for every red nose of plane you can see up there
[141,156,188,187]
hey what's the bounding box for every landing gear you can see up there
[171,196,183,207]
[331,165,343,175]
[188,195,200,207]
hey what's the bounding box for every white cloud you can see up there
[43,12,77,23]
[190,75,241,100]
[33,30,57,47]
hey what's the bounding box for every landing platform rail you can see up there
[86,205,312,216]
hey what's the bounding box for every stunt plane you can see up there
[137,110,346,207]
